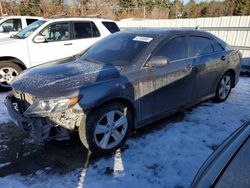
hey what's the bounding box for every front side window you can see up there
[190,36,214,56]
[154,36,188,61]
[74,22,100,39]
[81,33,154,66]
[0,19,22,32]
[41,22,70,42]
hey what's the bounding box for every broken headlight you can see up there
[24,97,80,116]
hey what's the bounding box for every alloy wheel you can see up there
[0,67,18,88]
[94,110,128,150]
[218,75,231,100]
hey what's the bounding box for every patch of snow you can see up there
[0,93,11,123]
[0,77,250,188]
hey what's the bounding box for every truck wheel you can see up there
[79,102,133,154]
[0,61,22,91]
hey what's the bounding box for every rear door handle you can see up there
[64,43,72,46]
[186,64,193,70]
[221,56,226,61]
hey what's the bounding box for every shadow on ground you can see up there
[0,111,186,177]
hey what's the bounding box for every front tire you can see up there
[213,72,233,103]
[79,103,133,154]
[0,61,22,91]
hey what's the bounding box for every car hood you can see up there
[0,33,11,39]
[11,58,122,98]
[0,37,23,45]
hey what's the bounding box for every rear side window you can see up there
[213,40,224,52]
[190,36,213,56]
[26,19,38,25]
[102,21,120,33]
[154,36,188,61]
[74,22,100,39]
[0,19,22,32]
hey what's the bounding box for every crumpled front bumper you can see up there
[4,94,70,142]
[5,94,30,129]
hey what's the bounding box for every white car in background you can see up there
[0,17,120,90]
[0,16,43,39]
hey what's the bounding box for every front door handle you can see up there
[221,56,226,61]
[64,43,72,46]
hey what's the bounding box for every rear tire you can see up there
[213,72,233,103]
[0,61,22,91]
[79,102,133,154]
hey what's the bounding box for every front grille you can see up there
[11,89,35,113]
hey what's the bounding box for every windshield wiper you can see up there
[83,58,102,64]
[10,35,22,39]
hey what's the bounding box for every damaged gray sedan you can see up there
[5,29,241,153]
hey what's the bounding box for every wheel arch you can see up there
[89,97,137,129]
[0,56,27,70]
[226,69,236,88]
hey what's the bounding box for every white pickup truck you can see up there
[0,17,120,90]
[0,16,43,39]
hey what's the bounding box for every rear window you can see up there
[102,21,120,33]
[26,19,38,25]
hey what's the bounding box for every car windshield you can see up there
[80,33,154,66]
[14,20,46,39]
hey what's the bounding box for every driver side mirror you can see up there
[34,35,46,43]
[145,56,170,68]
[0,26,4,32]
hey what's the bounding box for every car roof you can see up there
[120,28,228,48]
[44,17,115,23]
[0,16,43,19]
[121,28,211,37]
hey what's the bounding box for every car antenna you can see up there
[195,25,200,30]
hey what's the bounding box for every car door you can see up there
[71,21,103,55]
[189,35,228,102]
[28,22,76,66]
[139,35,194,121]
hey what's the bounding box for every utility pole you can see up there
[143,6,146,19]
[0,1,3,16]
